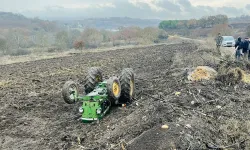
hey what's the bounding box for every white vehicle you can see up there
[221,36,235,47]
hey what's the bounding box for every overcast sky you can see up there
[0,0,250,20]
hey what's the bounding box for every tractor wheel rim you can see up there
[130,79,134,97]
[112,81,120,97]
[96,75,101,82]
[69,86,76,100]
[69,93,75,100]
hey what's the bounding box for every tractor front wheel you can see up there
[107,77,121,105]
[62,81,79,104]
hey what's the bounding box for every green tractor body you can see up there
[79,81,110,122]
[62,68,135,123]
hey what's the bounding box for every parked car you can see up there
[221,36,235,47]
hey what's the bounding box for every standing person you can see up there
[235,37,242,60]
[215,33,223,55]
[248,38,250,60]
[242,37,249,61]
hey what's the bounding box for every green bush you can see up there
[159,20,179,30]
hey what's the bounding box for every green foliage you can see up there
[159,14,228,30]
[159,20,179,30]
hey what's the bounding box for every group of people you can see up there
[215,33,250,60]
[235,37,250,60]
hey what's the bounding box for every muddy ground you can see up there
[1,42,250,150]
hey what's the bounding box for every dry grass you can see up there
[188,66,217,81]
[216,55,250,84]
[243,74,250,83]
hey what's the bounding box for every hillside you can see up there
[0,12,161,30]
[0,12,58,32]
[1,11,249,31]
[57,17,162,30]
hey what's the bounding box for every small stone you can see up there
[161,124,169,129]
[216,105,222,109]
[191,101,195,105]
[28,92,38,97]
[152,95,158,98]
[175,92,181,96]
[185,124,192,128]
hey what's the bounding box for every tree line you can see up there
[0,26,168,56]
[159,15,228,30]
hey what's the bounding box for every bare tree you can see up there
[73,40,84,50]
[55,31,69,50]
[68,29,81,48]
[81,28,103,48]
[36,30,49,47]
[139,27,160,44]
[211,24,232,36]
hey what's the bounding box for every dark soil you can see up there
[1,43,250,150]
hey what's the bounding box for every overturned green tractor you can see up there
[62,67,135,122]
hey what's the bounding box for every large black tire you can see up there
[62,81,79,104]
[107,77,121,105]
[84,67,103,94]
[119,68,135,103]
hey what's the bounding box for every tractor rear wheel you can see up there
[119,68,135,103]
[107,77,121,105]
[84,67,103,94]
[62,81,79,104]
